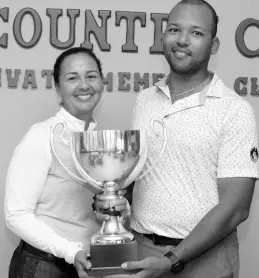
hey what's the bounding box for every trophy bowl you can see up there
[71,129,141,189]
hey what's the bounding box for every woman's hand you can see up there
[120,256,172,278]
[74,250,92,278]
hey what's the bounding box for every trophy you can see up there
[50,119,166,276]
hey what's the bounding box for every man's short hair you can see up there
[177,0,219,38]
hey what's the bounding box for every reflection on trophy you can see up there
[50,119,166,276]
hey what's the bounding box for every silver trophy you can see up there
[50,119,166,276]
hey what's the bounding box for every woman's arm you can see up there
[4,124,83,264]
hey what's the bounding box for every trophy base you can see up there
[89,240,138,277]
[89,266,137,277]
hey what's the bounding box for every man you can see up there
[95,0,258,277]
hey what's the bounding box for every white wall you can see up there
[0,0,258,277]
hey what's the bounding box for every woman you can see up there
[5,47,114,278]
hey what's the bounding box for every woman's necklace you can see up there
[167,74,211,102]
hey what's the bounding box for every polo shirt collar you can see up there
[57,107,97,132]
[155,72,223,104]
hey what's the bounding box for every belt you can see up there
[19,240,67,266]
[142,233,183,246]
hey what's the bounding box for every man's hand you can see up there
[119,256,172,278]
[94,189,128,222]
[74,250,92,278]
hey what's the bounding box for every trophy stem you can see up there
[91,181,134,244]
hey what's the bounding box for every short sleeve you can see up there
[217,100,259,179]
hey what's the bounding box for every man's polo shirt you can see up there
[130,73,259,238]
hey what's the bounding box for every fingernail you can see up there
[121,263,127,269]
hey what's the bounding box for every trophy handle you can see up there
[136,118,167,180]
[50,120,86,184]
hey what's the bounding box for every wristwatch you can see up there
[164,250,185,274]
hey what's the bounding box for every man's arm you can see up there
[121,177,255,277]
[172,177,255,262]
[173,100,258,262]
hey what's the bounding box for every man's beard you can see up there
[164,47,211,76]
[167,57,209,76]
